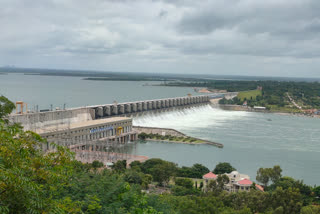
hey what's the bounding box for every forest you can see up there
[1,96,320,214]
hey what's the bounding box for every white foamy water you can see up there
[134,105,249,130]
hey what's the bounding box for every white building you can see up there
[224,171,264,192]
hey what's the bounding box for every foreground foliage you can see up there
[0,96,319,213]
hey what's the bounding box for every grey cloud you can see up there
[0,0,320,77]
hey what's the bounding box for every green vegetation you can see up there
[213,162,236,174]
[163,80,320,111]
[177,163,210,178]
[237,90,262,102]
[1,96,320,213]
[256,165,282,188]
[138,132,204,143]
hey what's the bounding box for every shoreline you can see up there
[214,104,320,119]
[143,138,222,147]
[142,138,204,145]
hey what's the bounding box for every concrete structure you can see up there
[9,95,210,131]
[39,117,137,151]
[8,95,211,163]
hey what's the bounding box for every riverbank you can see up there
[133,126,223,148]
[214,103,320,119]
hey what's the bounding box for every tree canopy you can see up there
[213,162,236,174]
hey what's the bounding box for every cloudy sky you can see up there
[1,0,320,77]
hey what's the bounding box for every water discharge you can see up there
[134,105,249,130]
[131,105,320,185]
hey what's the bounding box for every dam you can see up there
[8,95,210,164]
[9,95,210,155]
[9,95,210,132]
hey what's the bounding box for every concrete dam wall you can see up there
[9,95,210,131]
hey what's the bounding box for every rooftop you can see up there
[203,172,217,179]
[37,117,131,134]
[255,184,264,192]
[237,178,253,186]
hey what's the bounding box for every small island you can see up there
[133,126,223,148]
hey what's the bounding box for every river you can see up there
[1,73,319,185]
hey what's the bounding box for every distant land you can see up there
[1,67,320,82]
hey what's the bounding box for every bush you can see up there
[175,178,194,189]
[91,160,104,169]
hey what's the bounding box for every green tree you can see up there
[270,165,282,183]
[300,205,320,214]
[191,163,210,178]
[130,160,142,169]
[124,170,144,185]
[175,178,194,189]
[150,161,177,186]
[256,165,282,188]
[138,132,148,140]
[112,160,127,173]
[213,162,236,174]
[0,116,76,213]
[270,187,303,214]
[91,160,104,170]
[0,95,15,119]
[313,186,320,198]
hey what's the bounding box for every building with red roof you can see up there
[203,172,217,180]
[202,171,264,193]
[234,178,253,191]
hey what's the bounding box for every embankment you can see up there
[133,126,223,148]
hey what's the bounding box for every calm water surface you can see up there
[1,73,319,185]
[0,73,196,109]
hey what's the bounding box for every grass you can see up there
[237,90,262,101]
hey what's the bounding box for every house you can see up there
[203,172,217,184]
[223,171,264,193]
[224,171,250,192]
[202,171,264,193]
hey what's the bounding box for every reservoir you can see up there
[1,73,319,185]
[132,105,320,185]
